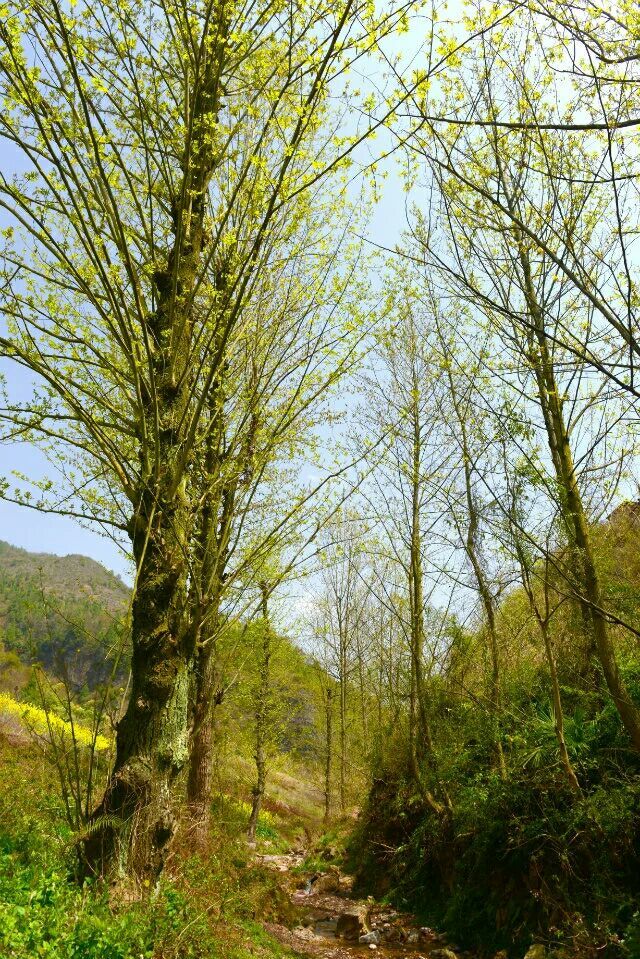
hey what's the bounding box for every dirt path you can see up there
[258,853,470,959]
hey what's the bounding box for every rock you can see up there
[293,927,318,942]
[360,931,382,946]
[382,925,403,943]
[407,930,420,944]
[492,952,508,959]
[321,844,340,861]
[338,874,355,892]
[336,905,371,941]
[524,948,547,959]
[369,945,378,951]
[310,873,339,894]
[430,950,460,959]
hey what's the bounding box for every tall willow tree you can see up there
[0,0,417,879]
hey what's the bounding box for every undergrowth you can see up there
[0,737,295,959]
[349,667,640,959]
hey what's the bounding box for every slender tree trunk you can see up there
[516,239,640,751]
[407,396,449,816]
[247,587,272,842]
[439,332,507,778]
[357,636,369,744]
[187,622,223,847]
[323,686,333,825]
[339,617,347,813]
[539,614,581,792]
[187,360,243,843]
[455,402,506,778]
[186,436,229,845]
[511,515,581,793]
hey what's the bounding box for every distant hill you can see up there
[0,540,130,688]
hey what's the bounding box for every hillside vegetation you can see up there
[0,545,331,958]
[349,505,640,958]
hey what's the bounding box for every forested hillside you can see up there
[0,540,128,686]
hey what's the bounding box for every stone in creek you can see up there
[293,927,320,942]
[360,931,381,946]
[310,872,340,894]
[336,905,371,941]
[430,950,460,959]
[524,947,547,959]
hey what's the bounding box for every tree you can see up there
[435,316,508,779]
[355,292,456,814]
[0,0,420,879]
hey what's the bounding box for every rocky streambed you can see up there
[258,853,468,959]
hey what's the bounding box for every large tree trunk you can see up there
[84,487,193,880]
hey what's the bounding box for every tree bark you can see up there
[407,389,450,816]
[84,488,193,880]
[187,627,222,848]
[446,371,506,779]
[323,686,333,825]
[339,620,347,814]
[511,516,581,793]
[539,613,582,793]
